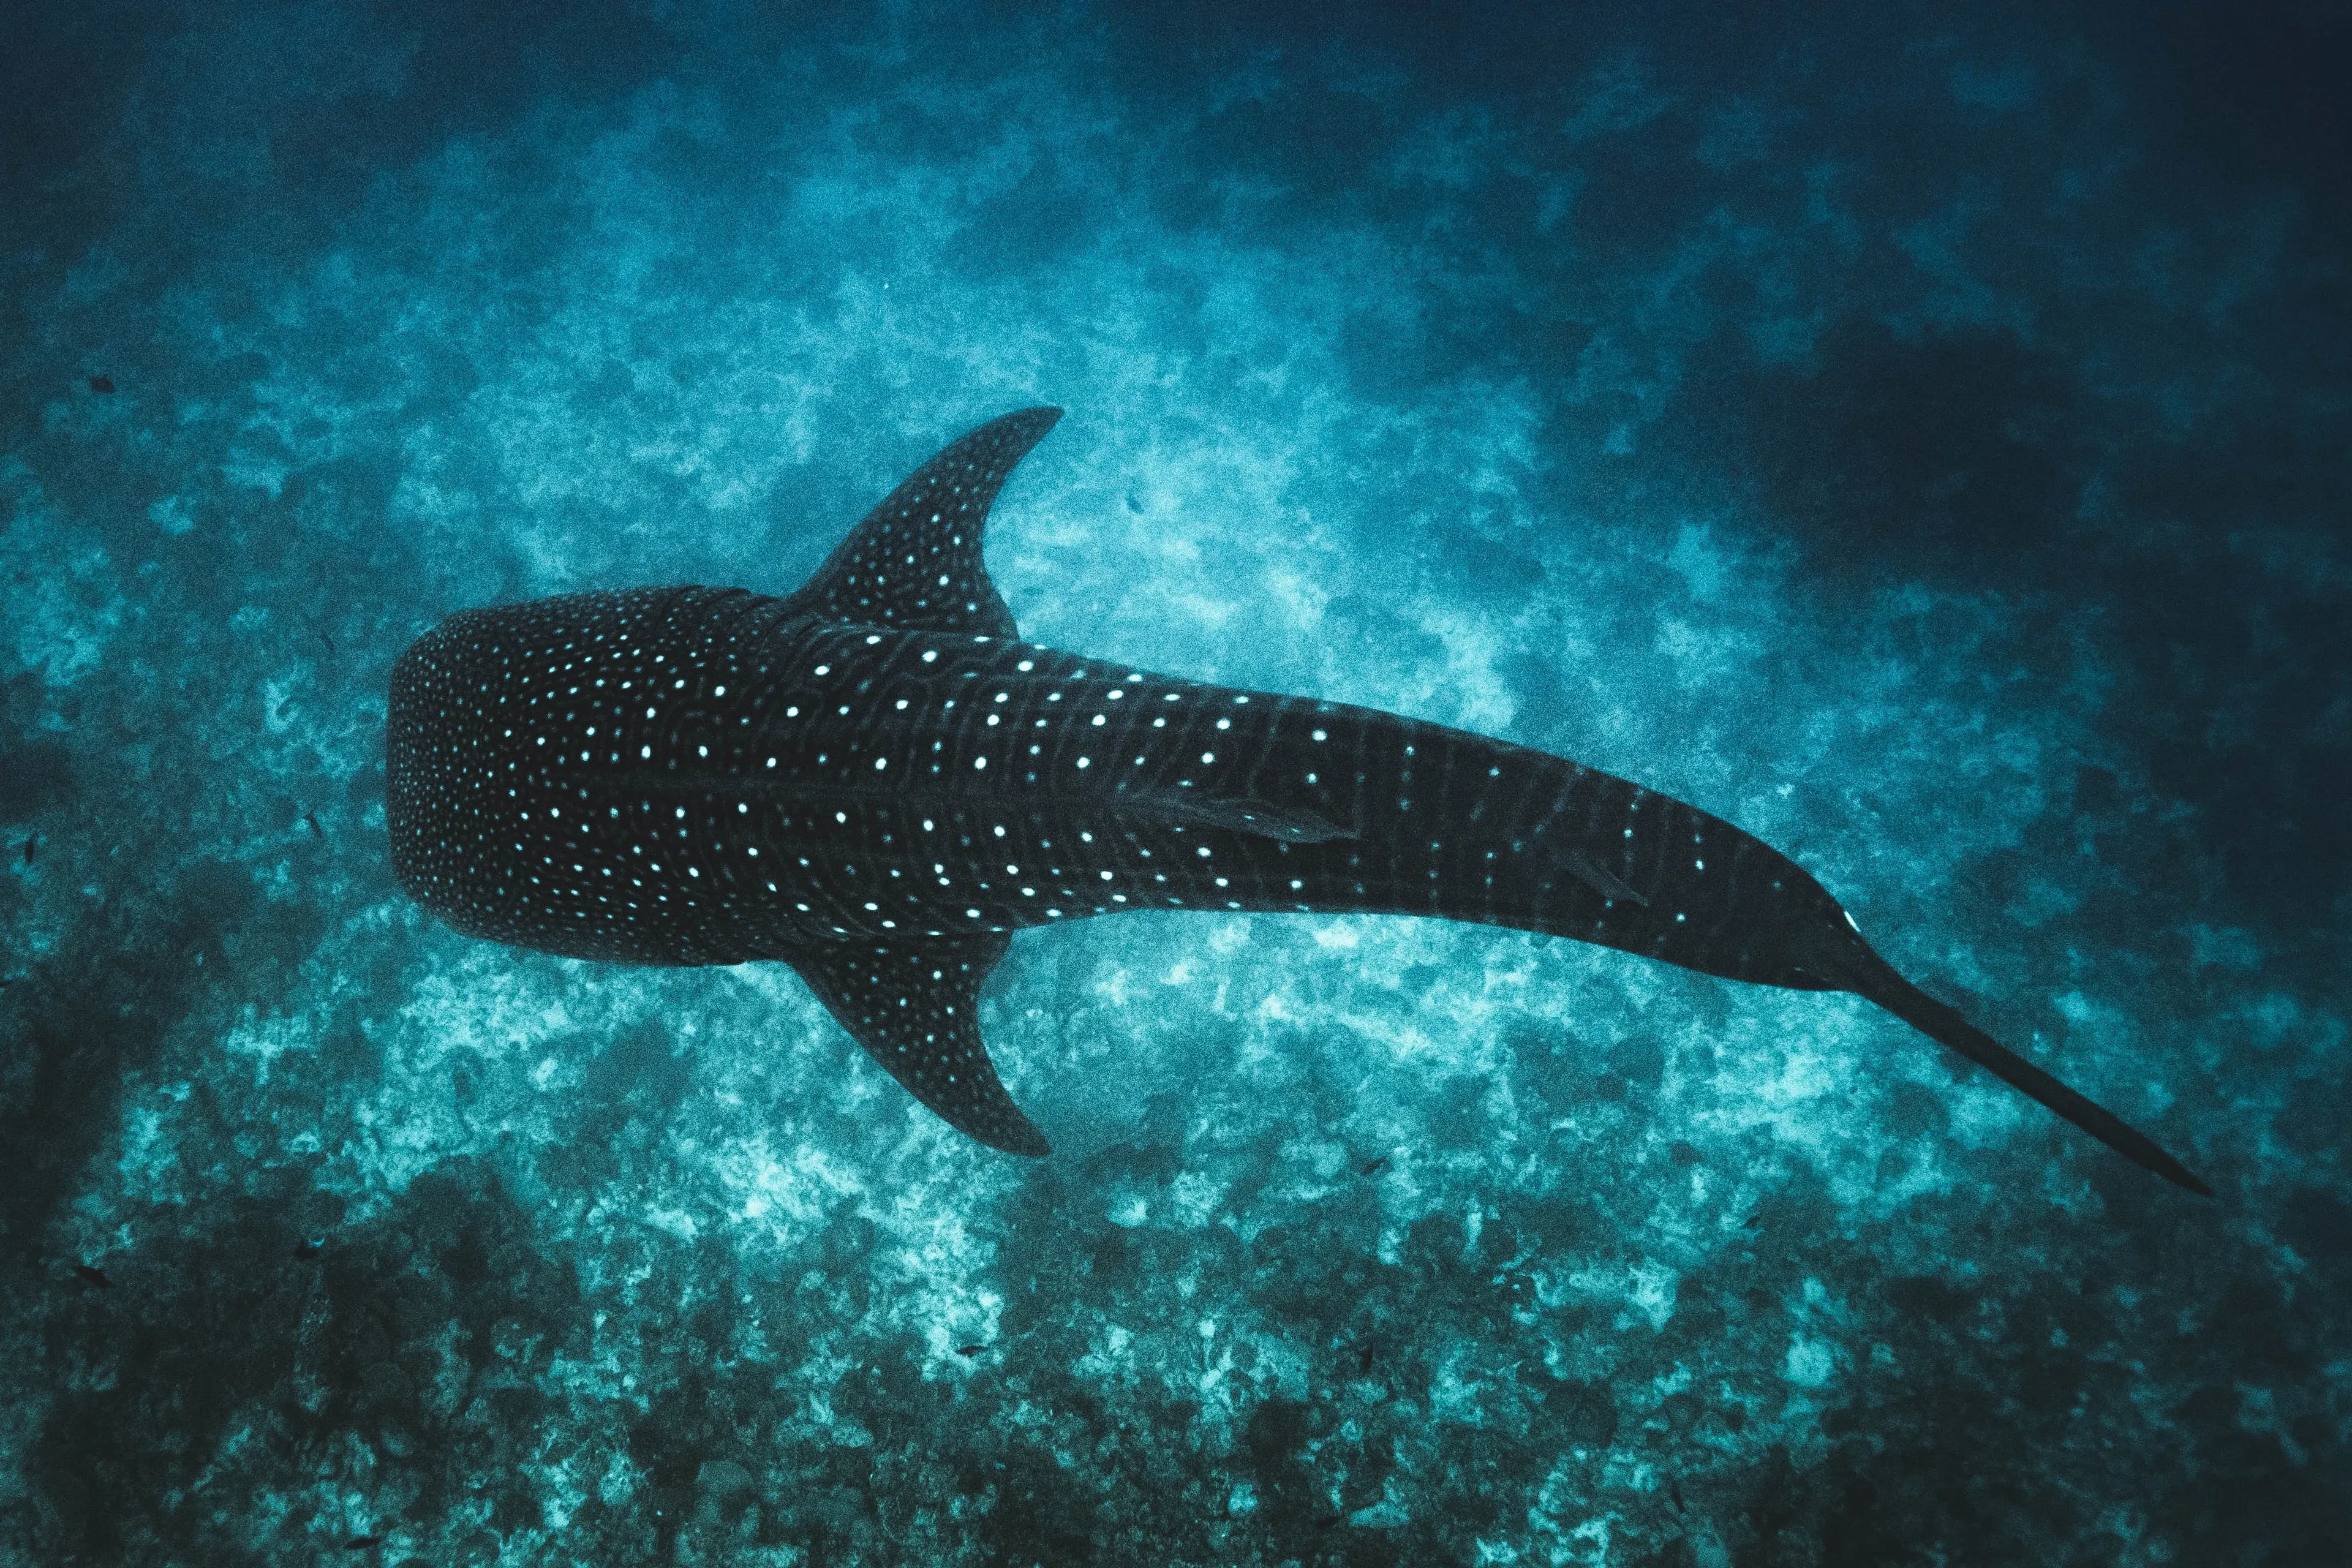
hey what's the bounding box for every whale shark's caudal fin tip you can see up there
[1840,952,2212,1197]
[1898,981,2211,1196]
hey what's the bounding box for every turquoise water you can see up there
[4,2,2345,1562]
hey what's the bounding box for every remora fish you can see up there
[386,409,2209,1193]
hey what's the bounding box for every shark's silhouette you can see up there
[387,409,2209,1194]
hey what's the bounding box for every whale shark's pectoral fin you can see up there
[781,407,1062,639]
[785,933,1050,1156]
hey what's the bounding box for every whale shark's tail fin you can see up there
[1841,952,2212,1196]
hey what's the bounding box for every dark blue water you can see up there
[4,2,2346,1562]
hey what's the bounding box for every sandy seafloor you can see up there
[2,2,2347,1563]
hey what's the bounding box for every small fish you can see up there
[72,1264,111,1288]
[956,1343,984,1357]
[1744,1213,1763,1230]
[1670,1478,1685,1513]
[1360,1155,1389,1177]
[88,374,115,394]
[1566,846,1648,906]
[1357,1342,1375,1373]
[20,838,34,864]
[294,1238,325,1261]
[304,812,323,839]
[344,1536,381,1551]
[320,629,337,656]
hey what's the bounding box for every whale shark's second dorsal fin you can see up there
[782,407,1062,638]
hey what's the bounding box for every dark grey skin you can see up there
[387,409,2209,1194]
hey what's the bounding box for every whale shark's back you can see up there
[387,586,802,964]
[386,592,625,953]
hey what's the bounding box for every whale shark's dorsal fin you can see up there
[784,933,1049,1156]
[782,406,1062,638]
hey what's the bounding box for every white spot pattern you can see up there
[385,407,1853,1157]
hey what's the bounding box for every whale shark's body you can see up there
[386,408,2207,1193]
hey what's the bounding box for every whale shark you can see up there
[386,407,2209,1194]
